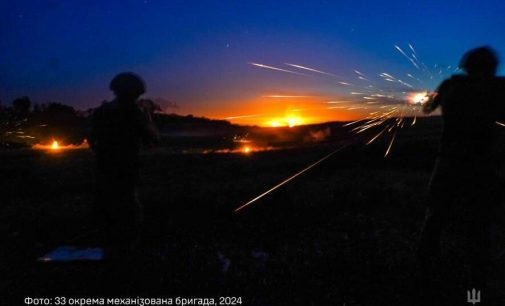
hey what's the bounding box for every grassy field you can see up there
[3,117,505,305]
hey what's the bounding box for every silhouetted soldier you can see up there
[418,47,505,296]
[89,72,158,263]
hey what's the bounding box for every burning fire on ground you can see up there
[204,144,278,155]
[32,139,89,152]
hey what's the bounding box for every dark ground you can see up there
[3,117,505,305]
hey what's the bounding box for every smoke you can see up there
[153,97,178,113]
[137,99,162,113]
[304,127,331,142]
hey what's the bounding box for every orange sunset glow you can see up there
[211,95,368,127]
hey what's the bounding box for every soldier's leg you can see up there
[93,172,115,254]
[104,183,143,293]
[464,176,503,293]
[105,184,138,258]
[94,176,125,295]
[417,201,452,267]
[417,161,458,268]
[415,193,454,303]
[465,205,494,291]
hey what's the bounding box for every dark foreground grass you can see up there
[3,123,505,305]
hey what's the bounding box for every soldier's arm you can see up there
[139,109,159,147]
[88,107,102,152]
[423,79,450,114]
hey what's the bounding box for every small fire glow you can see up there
[51,140,59,150]
[204,144,280,154]
[32,139,89,152]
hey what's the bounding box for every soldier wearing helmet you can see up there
[418,47,505,296]
[89,72,158,262]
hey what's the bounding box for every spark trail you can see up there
[285,63,339,77]
[239,43,450,157]
[249,62,309,76]
[230,43,456,213]
[234,144,349,213]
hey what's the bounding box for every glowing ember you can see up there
[32,139,89,152]
[233,134,252,143]
[204,144,281,154]
[51,140,59,150]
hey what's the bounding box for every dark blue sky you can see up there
[2,0,505,122]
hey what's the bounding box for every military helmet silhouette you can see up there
[110,72,146,96]
[460,46,499,76]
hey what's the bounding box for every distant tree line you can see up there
[0,97,89,147]
[0,97,237,148]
